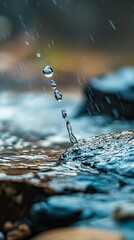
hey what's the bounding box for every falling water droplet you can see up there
[36,52,40,58]
[54,89,62,101]
[43,66,53,78]
[61,110,78,144]
[50,80,56,89]
[61,110,67,119]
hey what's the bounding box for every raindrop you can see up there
[50,80,56,89]
[51,40,54,46]
[43,66,53,77]
[54,89,62,102]
[36,52,41,58]
[89,33,95,43]
[53,0,57,6]
[25,41,29,45]
[109,19,116,31]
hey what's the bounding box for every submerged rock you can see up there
[78,68,134,119]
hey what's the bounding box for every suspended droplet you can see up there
[43,66,53,78]
[54,89,62,101]
[61,110,67,119]
[61,110,78,144]
[50,80,56,89]
[36,52,40,58]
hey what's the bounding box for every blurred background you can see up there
[0,0,134,92]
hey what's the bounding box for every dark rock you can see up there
[26,200,82,233]
[78,68,134,119]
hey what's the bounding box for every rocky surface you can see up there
[79,68,134,119]
[0,131,133,239]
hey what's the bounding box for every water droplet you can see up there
[36,52,40,58]
[61,110,67,119]
[61,110,77,144]
[50,80,56,89]
[54,90,62,101]
[43,66,53,78]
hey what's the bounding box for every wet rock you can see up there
[79,68,134,119]
[26,200,82,233]
[114,203,134,221]
[61,131,134,176]
[32,227,124,240]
